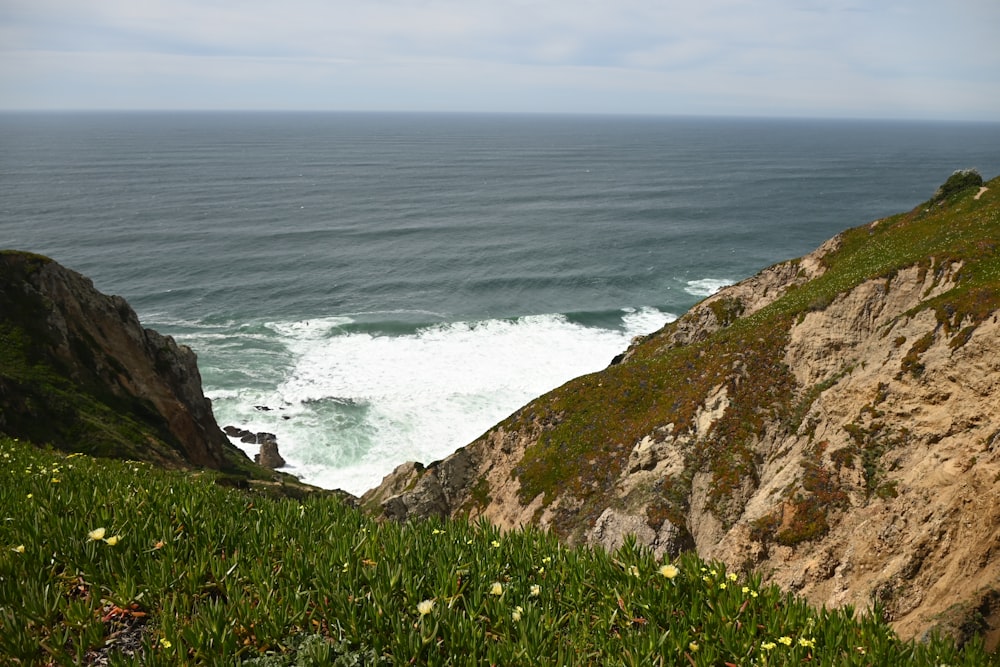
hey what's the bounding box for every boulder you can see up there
[254,434,286,469]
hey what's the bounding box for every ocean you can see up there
[3,112,999,495]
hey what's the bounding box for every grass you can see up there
[1,437,996,666]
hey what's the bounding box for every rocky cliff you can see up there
[364,174,1000,645]
[0,251,238,470]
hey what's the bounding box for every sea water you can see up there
[3,112,999,494]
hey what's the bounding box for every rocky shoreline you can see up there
[223,425,287,469]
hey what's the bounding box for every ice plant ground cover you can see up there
[0,437,995,666]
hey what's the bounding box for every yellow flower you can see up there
[719,582,727,590]
[530,584,541,597]
[727,572,738,582]
[491,539,501,548]
[688,642,699,653]
[417,599,435,616]
[659,563,679,579]
[26,493,33,499]
[490,582,503,596]
[14,545,25,554]
[88,527,106,541]
[105,535,121,546]
[512,605,523,622]
[799,637,816,648]
[627,565,640,577]
[778,636,792,646]
[159,637,172,649]
[432,528,445,535]
[761,641,776,651]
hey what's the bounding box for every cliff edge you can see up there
[0,251,239,470]
[364,173,1000,645]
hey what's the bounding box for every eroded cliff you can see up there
[364,174,1000,644]
[0,251,239,470]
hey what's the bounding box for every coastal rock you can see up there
[363,447,478,520]
[587,508,693,558]
[224,425,253,439]
[363,178,1000,644]
[254,434,286,469]
[223,426,286,469]
[0,251,240,469]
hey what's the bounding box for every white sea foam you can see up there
[211,309,674,496]
[684,278,735,297]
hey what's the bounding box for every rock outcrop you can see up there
[0,251,240,470]
[364,176,1000,644]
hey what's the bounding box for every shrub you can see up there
[933,169,984,202]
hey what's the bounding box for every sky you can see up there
[1,0,998,120]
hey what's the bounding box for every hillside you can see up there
[0,250,249,473]
[2,436,996,665]
[364,172,1000,645]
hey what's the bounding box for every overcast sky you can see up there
[2,0,998,120]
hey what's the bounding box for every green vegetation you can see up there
[1,437,995,666]
[933,168,984,203]
[511,174,1000,540]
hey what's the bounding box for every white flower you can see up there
[530,584,541,597]
[417,599,435,616]
[88,527,106,541]
[490,582,503,596]
[512,605,523,622]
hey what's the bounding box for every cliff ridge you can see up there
[0,251,239,470]
[364,174,1000,645]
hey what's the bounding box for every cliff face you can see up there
[364,177,1000,643]
[0,251,236,469]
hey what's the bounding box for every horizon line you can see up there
[1,108,997,125]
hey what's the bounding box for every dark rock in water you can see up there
[223,423,285,469]
[254,434,286,469]
[223,425,251,439]
[254,405,271,412]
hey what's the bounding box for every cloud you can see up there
[1,0,998,118]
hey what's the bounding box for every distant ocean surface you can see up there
[3,112,999,494]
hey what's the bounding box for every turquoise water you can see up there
[3,112,999,493]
